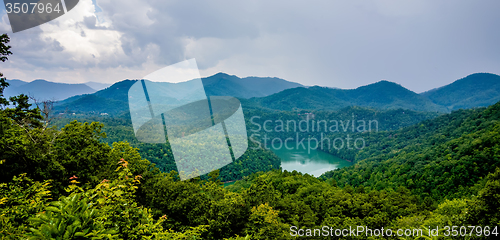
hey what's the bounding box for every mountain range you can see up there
[4,79,112,102]
[5,79,96,102]
[11,72,500,115]
[52,73,303,115]
[242,80,448,112]
[243,73,500,112]
[202,73,302,98]
[84,82,113,91]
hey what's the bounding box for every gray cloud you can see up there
[0,0,498,92]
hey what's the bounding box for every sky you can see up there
[0,0,499,93]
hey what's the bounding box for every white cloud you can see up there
[38,0,127,67]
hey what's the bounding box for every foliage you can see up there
[321,102,500,200]
[51,113,282,183]
[246,203,288,239]
[0,159,207,239]
[0,117,116,197]
[26,193,118,239]
[0,172,51,239]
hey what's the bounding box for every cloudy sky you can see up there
[0,0,499,92]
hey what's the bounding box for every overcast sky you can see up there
[0,0,499,93]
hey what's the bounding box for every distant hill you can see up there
[4,79,96,101]
[6,79,28,88]
[421,73,500,111]
[202,73,303,98]
[351,80,447,111]
[85,81,113,91]
[54,73,303,115]
[54,80,136,115]
[243,80,448,112]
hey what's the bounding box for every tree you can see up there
[0,33,12,107]
[466,168,500,226]
[0,171,51,238]
[245,203,289,239]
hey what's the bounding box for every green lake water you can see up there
[270,147,354,177]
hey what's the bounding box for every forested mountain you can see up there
[243,81,448,112]
[48,105,437,185]
[421,73,500,111]
[51,112,282,183]
[202,72,303,98]
[53,73,303,115]
[320,101,500,201]
[4,79,96,101]
[54,80,136,115]
[52,72,500,116]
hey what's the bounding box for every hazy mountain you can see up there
[243,81,448,112]
[6,79,28,88]
[421,73,500,111]
[4,79,96,101]
[85,81,113,91]
[52,72,500,116]
[202,72,303,98]
[54,73,304,115]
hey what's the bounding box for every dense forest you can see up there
[1,34,500,239]
[48,103,438,183]
[245,107,439,161]
[320,103,500,200]
[51,113,281,183]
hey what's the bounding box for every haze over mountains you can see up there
[4,79,112,101]
[84,82,113,91]
[9,72,500,115]
[53,73,303,115]
[202,73,303,98]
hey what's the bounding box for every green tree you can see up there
[0,171,52,238]
[466,168,500,226]
[0,33,12,107]
[245,203,289,239]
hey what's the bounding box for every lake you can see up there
[270,146,354,177]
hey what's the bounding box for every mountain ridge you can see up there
[84,81,113,91]
[421,73,500,111]
[242,80,448,112]
[5,79,96,101]
[53,73,304,115]
[36,72,500,115]
[202,72,303,98]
